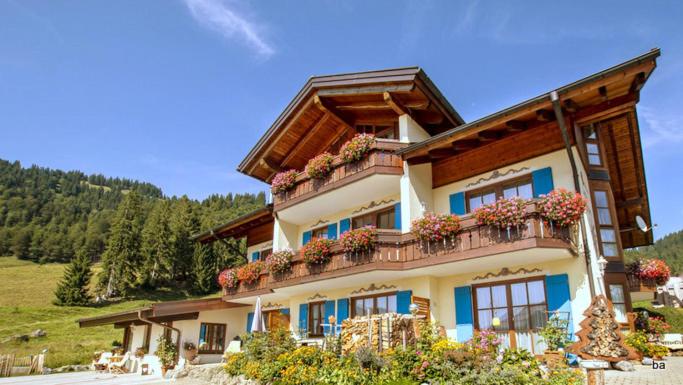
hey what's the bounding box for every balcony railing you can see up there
[272,139,407,210]
[626,273,658,292]
[223,202,578,299]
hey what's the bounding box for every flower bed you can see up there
[339,134,376,164]
[266,249,294,274]
[538,188,587,227]
[411,213,461,242]
[237,261,266,285]
[340,226,378,254]
[218,268,238,289]
[305,152,335,179]
[473,197,527,229]
[271,169,298,194]
[627,258,671,285]
[301,237,335,266]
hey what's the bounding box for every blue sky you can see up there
[0,0,681,239]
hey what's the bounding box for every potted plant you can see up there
[134,347,147,359]
[538,188,587,227]
[266,249,294,275]
[183,341,198,361]
[305,152,335,179]
[154,335,177,377]
[271,169,298,194]
[538,313,571,368]
[301,237,335,267]
[339,133,375,164]
[340,226,378,254]
[237,261,266,285]
[218,268,239,291]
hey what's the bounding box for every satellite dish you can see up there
[635,215,656,232]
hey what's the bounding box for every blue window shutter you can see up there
[280,308,290,315]
[449,192,466,215]
[394,203,402,230]
[251,251,260,262]
[327,223,338,240]
[532,167,554,197]
[323,300,335,334]
[246,312,254,332]
[298,303,308,333]
[302,231,312,246]
[339,218,351,235]
[396,290,412,314]
[336,298,349,322]
[545,274,574,338]
[199,323,207,344]
[454,286,474,342]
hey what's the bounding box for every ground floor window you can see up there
[198,323,226,354]
[308,302,325,337]
[351,292,397,317]
[473,278,548,353]
[608,284,627,323]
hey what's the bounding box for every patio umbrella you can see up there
[251,296,266,333]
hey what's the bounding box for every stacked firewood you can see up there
[340,313,419,354]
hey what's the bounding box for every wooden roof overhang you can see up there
[398,48,660,248]
[238,67,465,182]
[78,298,248,328]
[193,206,274,247]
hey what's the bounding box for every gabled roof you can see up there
[238,67,465,182]
[192,205,274,245]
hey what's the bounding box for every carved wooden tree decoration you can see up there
[569,294,637,362]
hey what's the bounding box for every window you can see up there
[311,227,328,239]
[466,177,534,212]
[473,278,548,353]
[161,321,173,343]
[609,284,627,323]
[308,302,325,337]
[352,206,395,230]
[583,125,603,166]
[351,292,397,317]
[198,323,226,354]
[356,124,397,140]
[258,249,272,261]
[593,189,619,258]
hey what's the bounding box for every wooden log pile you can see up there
[340,313,419,354]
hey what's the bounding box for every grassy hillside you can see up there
[0,257,213,368]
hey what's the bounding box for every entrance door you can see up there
[473,278,548,354]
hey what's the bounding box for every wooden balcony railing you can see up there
[626,273,658,292]
[223,203,578,299]
[272,139,407,210]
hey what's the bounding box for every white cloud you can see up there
[639,105,683,148]
[182,0,274,58]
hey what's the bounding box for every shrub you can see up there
[305,152,335,179]
[271,169,298,194]
[266,249,293,274]
[154,335,177,368]
[538,188,587,227]
[473,197,527,228]
[340,226,378,254]
[339,133,376,163]
[538,313,571,351]
[217,268,238,289]
[301,237,335,266]
[236,261,265,285]
[625,330,670,358]
[411,213,461,242]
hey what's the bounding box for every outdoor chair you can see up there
[93,352,112,371]
[108,352,131,374]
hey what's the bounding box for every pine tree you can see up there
[192,243,218,294]
[169,196,199,281]
[140,200,173,287]
[53,250,93,306]
[98,191,145,297]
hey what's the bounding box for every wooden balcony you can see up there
[273,139,407,211]
[223,203,578,300]
[626,274,658,292]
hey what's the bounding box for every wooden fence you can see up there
[0,353,45,377]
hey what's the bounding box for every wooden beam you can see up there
[505,120,527,132]
[452,139,479,151]
[406,155,432,165]
[563,99,579,113]
[316,83,414,97]
[383,92,408,116]
[428,148,454,159]
[319,123,351,155]
[314,95,355,130]
[477,131,501,142]
[281,113,331,167]
[598,86,608,101]
[336,100,429,111]
[259,158,281,174]
[536,109,555,122]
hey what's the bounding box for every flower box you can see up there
[218,268,239,290]
[538,188,587,227]
[271,170,298,194]
[305,152,335,179]
[237,261,266,285]
[339,134,376,164]
[301,238,335,266]
[340,226,378,254]
[266,249,294,275]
